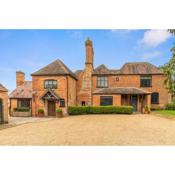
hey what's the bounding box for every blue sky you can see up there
[0,29,174,92]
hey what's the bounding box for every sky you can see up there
[0,29,174,92]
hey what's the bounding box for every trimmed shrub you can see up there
[68,106,88,115]
[56,108,62,113]
[68,106,133,115]
[37,109,44,114]
[166,103,175,110]
[14,107,30,112]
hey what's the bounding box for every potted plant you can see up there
[56,108,63,117]
[143,105,150,114]
[37,109,44,117]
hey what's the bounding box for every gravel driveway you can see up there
[0,114,175,145]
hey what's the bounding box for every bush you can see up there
[56,108,62,113]
[14,107,30,112]
[68,106,133,115]
[37,109,44,114]
[166,103,175,110]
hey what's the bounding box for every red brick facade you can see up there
[9,38,171,116]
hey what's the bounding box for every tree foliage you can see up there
[168,29,175,35]
[162,46,175,98]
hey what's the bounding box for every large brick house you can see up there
[0,83,8,123]
[9,38,171,116]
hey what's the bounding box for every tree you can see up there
[162,46,175,102]
[168,29,175,35]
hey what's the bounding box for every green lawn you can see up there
[153,110,175,118]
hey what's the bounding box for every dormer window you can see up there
[97,76,108,88]
[44,80,57,89]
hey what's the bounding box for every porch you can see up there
[93,87,151,113]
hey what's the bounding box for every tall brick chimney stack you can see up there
[16,71,25,87]
[85,37,94,71]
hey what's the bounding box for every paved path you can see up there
[0,114,175,145]
[0,117,55,130]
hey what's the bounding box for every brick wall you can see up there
[32,75,76,116]
[0,91,8,123]
[92,74,170,107]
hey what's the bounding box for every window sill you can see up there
[140,86,152,88]
[96,86,108,88]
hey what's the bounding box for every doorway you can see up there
[130,95,138,112]
[48,101,56,116]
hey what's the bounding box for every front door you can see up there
[0,99,3,123]
[48,101,56,116]
[130,95,138,112]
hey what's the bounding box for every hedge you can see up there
[68,106,133,115]
[14,107,30,112]
[166,103,175,110]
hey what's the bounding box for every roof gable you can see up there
[31,59,77,80]
[41,89,60,101]
[0,83,8,92]
[93,64,110,75]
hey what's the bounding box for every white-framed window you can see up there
[44,80,57,89]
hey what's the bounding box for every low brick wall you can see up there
[12,111,31,117]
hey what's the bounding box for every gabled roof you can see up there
[40,89,60,101]
[120,62,163,74]
[31,59,77,80]
[0,83,8,92]
[93,62,163,75]
[93,87,151,95]
[93,64,120,75]
[9,81,32,99]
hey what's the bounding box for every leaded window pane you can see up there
[97,76,108,87]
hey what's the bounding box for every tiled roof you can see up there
[93,62,162,75]
[0,83,8,92]
[93,87,151,95]
[31,59,77,80]
[9,81,32,99]
[120,62,162,74]
[93,64,120,75]
[74,70,83,75]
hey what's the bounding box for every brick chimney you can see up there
[77,38,94,106]
[85,37,94,71]
[16,71,25,87]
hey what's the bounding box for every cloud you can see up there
[141,51,161,61]
[138,30,171,48]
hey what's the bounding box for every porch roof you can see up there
[40,89,60,100]
[93,87,151,95]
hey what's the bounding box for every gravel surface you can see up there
[0,114,175,145]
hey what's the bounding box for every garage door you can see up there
[0,99,3,124]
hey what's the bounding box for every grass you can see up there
[152,110,175,118]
